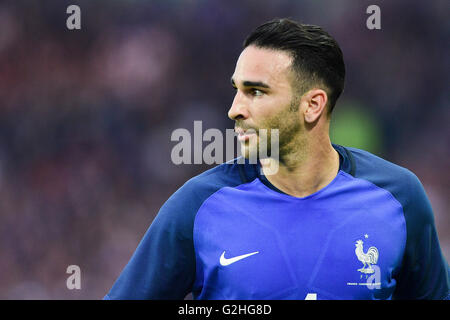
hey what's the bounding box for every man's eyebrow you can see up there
[230,78,270,89]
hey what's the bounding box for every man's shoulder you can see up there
[181,157,251,193]
[346,146,415,182]
[161,158,252,216]
[344,146,431,217]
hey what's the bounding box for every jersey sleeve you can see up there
[103,161,247,300]
[346,146,449,300]
[392,172,450,300]
[104,180,200,300]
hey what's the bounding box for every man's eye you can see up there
[250,89,264,96]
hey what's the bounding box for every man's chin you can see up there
[239,145,258,163]
[240,146,279,174]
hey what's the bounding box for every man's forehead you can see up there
[232,46,293,85]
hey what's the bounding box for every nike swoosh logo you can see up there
[219,251,259,266]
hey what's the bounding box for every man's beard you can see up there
[237,97,302,162]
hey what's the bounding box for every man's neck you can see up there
[260,138,340,198]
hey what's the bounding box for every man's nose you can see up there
[228,92,249,120]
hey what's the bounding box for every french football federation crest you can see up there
[354,239,379,274]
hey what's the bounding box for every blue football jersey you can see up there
[104,144,449,300]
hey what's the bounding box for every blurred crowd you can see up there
[0,0,448,299]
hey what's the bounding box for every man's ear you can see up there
[303,89,328,123]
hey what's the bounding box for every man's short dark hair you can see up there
[243,18,345,115]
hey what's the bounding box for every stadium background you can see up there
[0,0,448,299]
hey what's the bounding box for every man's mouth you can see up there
[235,127,257,142]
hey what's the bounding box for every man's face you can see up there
[228,45,302,160]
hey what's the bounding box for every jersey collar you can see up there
[236,144,355,190]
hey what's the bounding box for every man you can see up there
[105,19,449,300]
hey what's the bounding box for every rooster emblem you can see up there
[354,239,379,274]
